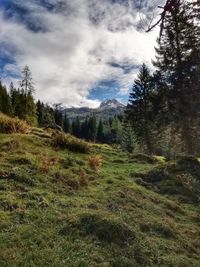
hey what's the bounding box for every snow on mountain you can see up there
[99,99,125,110]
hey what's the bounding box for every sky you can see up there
[0,0,164,108]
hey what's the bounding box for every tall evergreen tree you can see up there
[153,0,200,154]
[0,81,12,115]
[54,103,63,127]
[121,120,135,153]
[88,116,97,142]
[72,117,81,137]
[20,65,35,94]
[126,64,155,153]
[63,113,71,133]
[97,119,104,143]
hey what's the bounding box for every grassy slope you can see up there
[0,129,200,267]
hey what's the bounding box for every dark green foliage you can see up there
[153,1,200,155]
[53,103,63,128]
[87,116,97,142]
[125,2,200,156]
[129,153,158,164]
[72,116,81,137]
[63,113,71,133]
[69,115,123,145]
[140,157,200,202]
[121,121,135,153]
[126,64,156,154]
[0,81,12,115]
[20,65,35,94]
[36,100,55,127]
[97,119,104,143]
[9,66,37,125]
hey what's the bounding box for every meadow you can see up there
[0,125,200,266]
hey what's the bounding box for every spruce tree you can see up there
[121,120,135,153]
[97,119,104,143]
[63,113,71,133]
[0,81,12,115]
[153,0,200,154]
[54,103,63,127]
[20,65,35,94]
[126,64,155,153]
[88,116,97,142]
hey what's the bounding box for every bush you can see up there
[141,158,200,203]
[78,214,135,246]
[129,153,158,164]
[140,222,175,238]
[0,113,29,134]
[52,132,90,153]
[88,154,103,172]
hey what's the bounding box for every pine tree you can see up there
[72,117,81,137]
[121,120,135,153]
[110,116,122,144]
[54,103,63,127]
[0,81,12,115]
[153,1,200,154]
[88,116,97,142]
[63,113,71,133]
[97,119,104,143]
[20,65,35,94]
[36,100,44,126]
[126,64,155,153]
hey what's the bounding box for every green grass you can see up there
[0,129,200,266]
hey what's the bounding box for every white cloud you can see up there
[0,0,161,107]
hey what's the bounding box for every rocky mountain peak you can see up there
[99,99,125,109]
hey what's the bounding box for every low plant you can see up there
[129,153,159,164]
[88,154,103,172]
[76,214,136,246]
[0,113,29,134]
[51,132,90,153]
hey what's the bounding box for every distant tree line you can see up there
[0,66,37,125]
[0,66,123,144]
[125,0,200,157]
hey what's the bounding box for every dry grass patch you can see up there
[88,154,103,172]
[0,113,29,133]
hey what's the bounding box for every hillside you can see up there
[63,99,125,121]
[0,127,200,266]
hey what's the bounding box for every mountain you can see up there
[63,99,125,121]
[99,99,125,110]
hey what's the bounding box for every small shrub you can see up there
[111,257,135,267]
[39,156,61,173]
[143,167,169,183]
[9,171,35,186]
[52,132,90,153]
[79,171,89,186]
[54,172,80,189]
[78,214,135,245]
[65,177,80,189]
[0,113,29,133]
[129,153,158,164]
[88,154,103,172]
[5,139,20,150]
[10,156,32,165]
[140,222,175,238]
